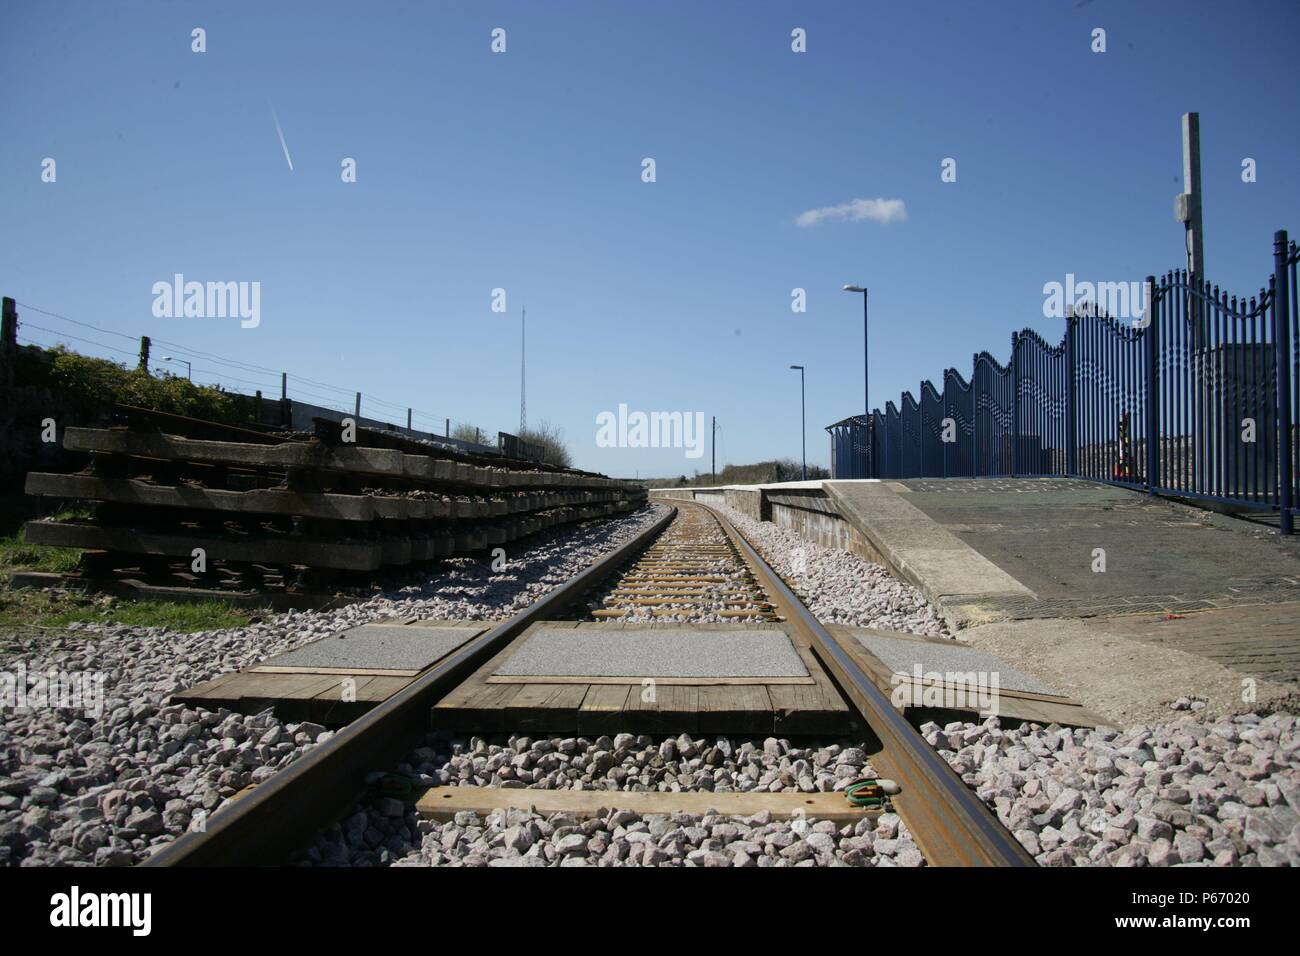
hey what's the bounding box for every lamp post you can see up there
[160,355,192,380]
[790,364,806,481]
[842,284,868,477]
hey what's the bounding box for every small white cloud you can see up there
[795,197,907,228]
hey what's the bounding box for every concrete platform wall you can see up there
[768,499,882,563]
[651,484,873,559]
[647,486,762,521]
[649,489,696,501]
[725,489,762,521]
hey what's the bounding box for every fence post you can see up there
[971,353,980,477]
[1011,333,1020,476]
[1145,276,1159,493]
[1066,316,1077,475]
[1275,230,1294,535]
[860,415,867,479]
[138,335,151,374]
[1,297,16,387]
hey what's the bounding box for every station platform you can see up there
[654,478,1300,724]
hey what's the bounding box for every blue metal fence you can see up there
[973,349,1013,477]
[825,230,1299,533]
[941,368,973,478]
[827,413,870,479]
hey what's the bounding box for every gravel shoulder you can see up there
[930,713,1300,866]
[710,503,949,638]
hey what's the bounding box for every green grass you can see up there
[1,494,257,633]
[0,588,255,632]
[0,535,83,575]
[0,494,88,578]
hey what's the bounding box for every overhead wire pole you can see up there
[1,297,16,388]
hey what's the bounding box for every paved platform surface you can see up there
[492,624,811,681]
[174,619,489,724]
[434,622,853,735]
[827,478,1300,623]
[827,625,1107,727]
[824,478,1300,717]
[849,630,1060,696]
[256,621,483,674]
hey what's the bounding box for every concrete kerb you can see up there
[821,481,1033,630]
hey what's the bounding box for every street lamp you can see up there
[789,364,806,481]
[842,284,868,476]
[160,355,192,380]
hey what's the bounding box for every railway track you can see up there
[147,500,1034,868]
[581,504,778,622]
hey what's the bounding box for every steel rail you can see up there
[145,506,677,867]
[688,499,1035,867]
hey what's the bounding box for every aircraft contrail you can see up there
[268,100,293,171]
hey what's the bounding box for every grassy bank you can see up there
[0,493,84,579]
[0,588,255,633]
[0,493,258,634]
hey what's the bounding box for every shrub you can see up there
[16,345,258,424]
[519,421,572,469]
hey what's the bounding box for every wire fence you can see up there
[3,298,502,448]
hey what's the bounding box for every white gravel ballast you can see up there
[709,503,949,638]
[0,505,669,867]
[301,733,926,867]
[928,713,1300,866]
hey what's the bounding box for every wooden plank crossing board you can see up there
[415,785,880,825]
[823,624,1110,728]
[432,621,855,736]
[171,619,488,725]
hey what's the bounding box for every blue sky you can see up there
[3,1,1298,476]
